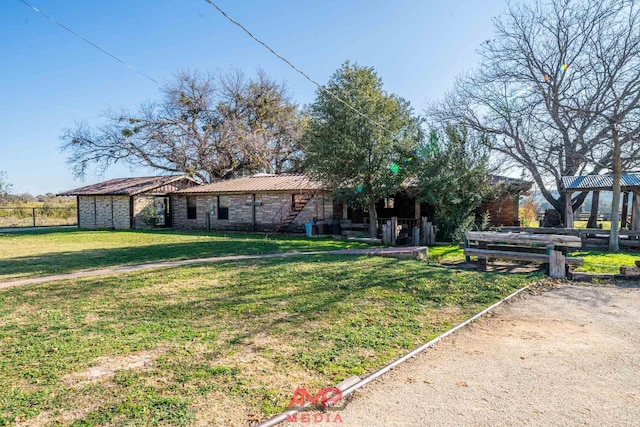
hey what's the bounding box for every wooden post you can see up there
[565,191,574,229]
[420,217,428,246]
[414,199,421,224]
[342,202,348,220]
[587,191,600,229]
[464,235,470,262]
[546,244,566,279]
[382,222,389,245]
[390,216,398,246]
[632,191,640,232]
[621,192,629,230]
[413,227,420,246]
[477,239,488,272]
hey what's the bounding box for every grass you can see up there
[573,219,612,230]
[426,243,638,274]
[571,250,638,274]
[0,229,369,281]
[427,244,464,263]
[0,255,536,426]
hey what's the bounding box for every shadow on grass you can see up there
[0,232,365,280]
[26,254,533,352]
[0,254,536,424]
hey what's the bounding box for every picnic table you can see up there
[464,231,583,279]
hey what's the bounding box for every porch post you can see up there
[621,192,629,229]
[632,191,640,231]
[565,191,574,228]
[587,191,600,228]
[414,199,420,223]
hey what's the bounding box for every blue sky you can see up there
[1,0,506,195]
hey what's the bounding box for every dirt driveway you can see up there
[331,284,640,426]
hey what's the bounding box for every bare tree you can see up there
[0,171,12,203]
[61,69,306,183]
[431,0,640,223]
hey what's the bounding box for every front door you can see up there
[154,197,172,227]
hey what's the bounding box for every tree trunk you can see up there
[368,199,378,238]
[587,191,600,229]
[609,124,621,252]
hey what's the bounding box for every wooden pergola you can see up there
[561,174,640,230]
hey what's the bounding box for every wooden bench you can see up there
[464,231,583,279]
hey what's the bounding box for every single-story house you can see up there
[172,173,332,232]
[59,175,198,229]
[170,173,531,232]
[60,173,531,233]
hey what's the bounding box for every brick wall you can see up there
[172,192,334,232]
[172,195,213,230]
[78,195,130,229]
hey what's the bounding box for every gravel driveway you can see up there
[328,284,640,426]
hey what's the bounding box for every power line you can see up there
[18,0,159,85]
[201,0,392,134]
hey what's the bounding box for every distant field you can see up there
[0,207,76,228]
[0,229,369,281]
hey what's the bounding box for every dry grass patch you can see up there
[64,349,164,388]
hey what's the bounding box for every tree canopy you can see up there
[431,0,640,218]
[303,61,423,237]
[61,70,306,183]
[415,125,492,242]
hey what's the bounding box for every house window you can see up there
[384,197,395,209]
[187,196,197,220]
[218,196,229,220]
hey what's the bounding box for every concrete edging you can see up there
[256,283,533,427]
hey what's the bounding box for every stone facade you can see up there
[78,195,130,229]
[172,192,334,232]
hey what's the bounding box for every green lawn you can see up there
[0,229,369,281]
[426,244,637,274]
[0,255,535,426]
[427,244,464,263]
[574,219,612,230]
[571,250,638,274]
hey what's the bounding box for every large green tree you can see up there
[415,125,491,242]
[304,61,423,237]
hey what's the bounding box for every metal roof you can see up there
[562,174,640,191]
[59,175,191,196]
[176,174,325,194]
[562,173,640,190]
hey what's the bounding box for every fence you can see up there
[0,206,77,228]
[377,217,417,229]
